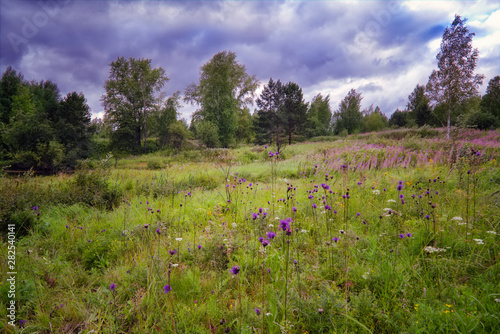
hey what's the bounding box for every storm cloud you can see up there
[1,0,498,121]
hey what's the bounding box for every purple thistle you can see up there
[425,215,430,220]
[255,308,261,316]
[267,231,276,240]
[198,244,202,250]
[356,212,360,217]
[261,240,270,247]
[332,237,339,243]
[292,206,297,213]
[156,228,161,234]
[258,237,264,243]
[32,206,39,210]
[325,205,331,210]
[399,234,405,239]
[169,249,176,256]
[110,283,116,292]
[252,213,259,220]
[230,266,240,275]
[164,284,172,293]
[406,233,412,238]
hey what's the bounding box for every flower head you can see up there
[164,284,172,293]
[168,249,176,256]
[267,231,276,240]
[255,307,261,316]
[110,283,116,292]
[230,266,240,275]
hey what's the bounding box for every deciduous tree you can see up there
[426,15,484,139]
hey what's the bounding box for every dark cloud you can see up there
[1,0,498,119]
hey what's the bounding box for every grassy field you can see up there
[1,128,500,333]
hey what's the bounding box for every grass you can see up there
[1,129,500,333]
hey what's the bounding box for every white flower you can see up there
[265,313,272,316]
[171,263,179,267]
[423,246,447,253]
[387,199,396,203]
[451,216,463,221]
[383,208,393,211]
[362,271,370,279]
[372,190,380,195]
[175,238,183,242]
[495,299,500,303]
[473,239,484,245]
[300,229,308,233]
[486,231,497,235]
[232,223,237,228]
[268,224,274,227]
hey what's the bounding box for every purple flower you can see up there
[259,207,263,213]
[332,237,339,243]
[169,249,176,256]
[269,151,274,157]
[267,231,276,240]
[110,283,116,292]
[255,307,261,316]
[357,182,362,185]
[164,284,172,293]
[425,215,430,220]
[198,244,202,250]
[230,266,240,275]
[292,206,297,213]
[252,213,259,220]
[399,234,405,239]
[32,206,39,210]
[258,237,264,243]
[356,212,360,217]
[19,320,27,328]
[156,228,161,234]
[261,240,269,247]
[406,233,412,238]
[280,219,290,231]
[325,205,331,210]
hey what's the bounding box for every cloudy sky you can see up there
[1,0,499,122]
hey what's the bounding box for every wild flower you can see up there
[423,246,446,253]
[387,199,396,203]
[332,237,339,243]
[164,285,172,293]
[373,190,380,195]
[425,215,430,220]
[261,240,269,247]
[32,206,39,210]
[19,319,27,328]
[230,266,240,275]
[486,231,497,235]
[451,216,463,221]
[325,205,331,210]
[292,206,297,213]
[300,229,308,233]
[252,213,258,220]
[267,231,276,240]
[110,283,116,292]
[258,237,264,243]
[399,234,405,239]
[156,228,161,234]
[175,238,183,242]
[473,239,484,245]
[312,203,317,209]
[198,245,202,250]
[169,249,176,256]
[406,233,412,238]
[255,308,261,315]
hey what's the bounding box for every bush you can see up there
[196,121,220,148]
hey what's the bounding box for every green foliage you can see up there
[333,89,363,135]
[458,110,498,129]
[306,93,332,137]
[480,76,500,121]
[388,108,409,128]
[426,15,484,138]
[102,57,169,153]
[362,105,388,133]
[196,120,220,148]
[185,50,258,147]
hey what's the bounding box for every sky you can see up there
[1,0,499,122]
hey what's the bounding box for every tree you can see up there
[362,105,388,132]
[306,93,332,137]
[407,84,432,127]
[102,57,169,153]
[150,91,181,148]
[480,76,500,122]
[255,78,285,148]
[426,15,484,139]
[281,82,308,144]
[333,89,363,135]
[185,50,258,147]
[0,66,23,125]
[55,92,92,163]
[388,109,409,128]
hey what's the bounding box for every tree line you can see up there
[1,15,499,170]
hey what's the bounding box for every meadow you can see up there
[1,128,500,333]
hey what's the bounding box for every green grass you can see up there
[1,130,500,333]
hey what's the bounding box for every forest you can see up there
[1,15,499,172]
